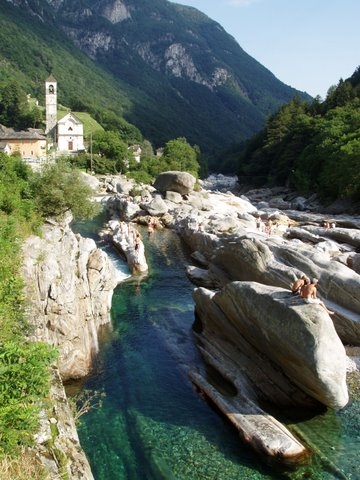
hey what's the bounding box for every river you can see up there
[72,217,360,480]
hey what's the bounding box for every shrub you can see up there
[30,159,100,220]
[0,341,57,455]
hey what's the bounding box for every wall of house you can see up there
[7,139,47,159]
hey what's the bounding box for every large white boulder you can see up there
[153,171,196,195]
[193,281,349,410]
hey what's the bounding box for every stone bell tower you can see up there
[45,74,57,136]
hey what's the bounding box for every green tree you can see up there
[95,110,143,144]
[30,160,100,220]
[92,131,129,173]
[0,80,44,130]
[140,139,154,158]
[162,137,200,177]
[0,81,25,128]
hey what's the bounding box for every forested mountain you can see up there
[237,68,360,205]
[0,0,309,170]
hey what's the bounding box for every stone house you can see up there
[0,127,47,161]
[128,144,142,162]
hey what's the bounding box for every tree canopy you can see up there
[0,80,43,130]
[126,137,200,184]
[30,159,100,220]
[237,70,360,204]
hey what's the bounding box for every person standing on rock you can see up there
[300,279,334,315]
[265,218,273,236]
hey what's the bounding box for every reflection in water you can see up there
[72,224,360,480]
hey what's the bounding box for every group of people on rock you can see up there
[255,217,277,236]
[323,221,336,230]
[291,276,334,315]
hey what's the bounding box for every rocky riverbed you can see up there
[21,170,360,476]
[95,171,360,464]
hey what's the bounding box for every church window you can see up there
[49,84,54,93]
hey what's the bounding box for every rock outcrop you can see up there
[22,216,118,381]
[21,213,119,479]
[103,219,148,274]
[193,282,349,410]
[35,367,94,480]
[100,174,360,463]
[181,226,360,347]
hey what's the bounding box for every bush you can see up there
[0,154,58,459]
[31,159,100,220]
[0,341,57,454]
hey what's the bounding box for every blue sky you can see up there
[171,0,360,98]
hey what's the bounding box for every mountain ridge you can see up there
[0,0,310,169]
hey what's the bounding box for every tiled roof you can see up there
[0,130,46,140]
[46,74,57,82]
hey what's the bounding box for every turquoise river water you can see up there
[71,218,360,480]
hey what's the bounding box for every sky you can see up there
[171,0,360,99]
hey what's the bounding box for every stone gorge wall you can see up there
[22,215,118,479]
[22,216,118,381]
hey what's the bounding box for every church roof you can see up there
[57,112,83,125]
[46,74,57,82]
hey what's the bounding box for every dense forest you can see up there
[237,67,360,204]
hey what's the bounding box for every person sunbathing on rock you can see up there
[300,279,334,315]
[291,275,309,295]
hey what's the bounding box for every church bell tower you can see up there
[45,74,57,136]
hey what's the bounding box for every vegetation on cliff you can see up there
[0,153,97,476]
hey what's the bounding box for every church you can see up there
[45,74,85,153]
[0,76,84,164]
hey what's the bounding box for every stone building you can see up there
[0,125,46,162]
[45,75,84,154]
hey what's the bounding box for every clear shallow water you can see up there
[72,220,360,480]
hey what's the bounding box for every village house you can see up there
[0,126,47,163]
[128,144,142,162]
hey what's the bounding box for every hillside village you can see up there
[0,75,86,166]
[0,75,152,172]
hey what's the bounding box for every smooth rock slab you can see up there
[193,282,349,410]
